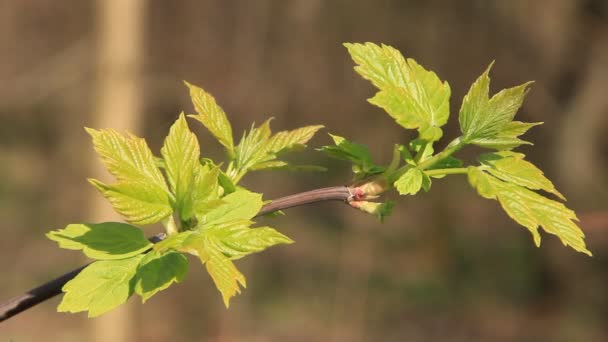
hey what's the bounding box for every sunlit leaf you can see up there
[345,42,451,140]
[88,179,173,225]
[394,168,424,195]
[467,167,590,256]
[185,82,234,154]
[197,189,263,226]
[479,151,564,200]
[201,220,293,260]
[459,63,533,145]
[47,222,152,260]
[58,256,144,317]
[85,128,168,190]
[161,113,201,220]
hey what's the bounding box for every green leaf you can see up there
[133,250,188,303]
[394,168,424,195]
[88,179,173,225]
[59,255,144,317]
[161,113,201,220]
[234,119,273,172]
[266,125,324,154]
[201,158,236,195]
[47,222,152,260]
[230,121,323,179]
[179,234,246,307]
[459,63,533,144]
[204,247,246,308]
[468,121,542,150]
[197,189,263,226]
[426,156,463,170]
[319,134,384,178]
[344,42,451,139]
[479,151,564,200]
[467,167,591,256]
[185,82,234,154]
[201,220,293,260]
[85,128,168,191]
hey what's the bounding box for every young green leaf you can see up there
[85,128,168,191]
[233,120,273,173]
[197,189,263,227]
[266,125,324,154]
[319,133,384,178]
[201,158,237,195]
[394,168,424,195]
[88,179,173,225]
[86,128,172,224]
[479,151,564,200]
[468,121,542,150]
[133,250,188,303]
[344,42,451,140]
[459,64,534,145]
[161,113,201,220]
[467,167,591,256]
[200,220,293,260]
[185,82,234,154]
[59,256,144,317]
[231,121,323,178]
[178,234,246,307]
[47,222,152,260]
[204,247,246,308]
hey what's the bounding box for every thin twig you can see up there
[0,186,353,323]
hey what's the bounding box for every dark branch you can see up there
[0,186,353,323]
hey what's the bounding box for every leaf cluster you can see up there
[48,84,322,316]
[321,42,590,256]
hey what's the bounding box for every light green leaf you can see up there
[201,220,293,260]
[266,125,324,154]
[185,82,234,154]
[47,222,152,260]
[394,168,424,195]
[59,255,144,317]
[479,151,564,200]
[459,63,533,143]
[134,251,188,303]
[204,248,246,308]
[468,121,542,150]
[183,235,246,308]
[234,119,273,172]
[197,189,263,226]
[230,121,323,179]
[161,113,201,220]
[319,133,384,178]
[467,167,591,256]
[85,128,168,191]
[201,158,236,195]
[88,179,173,225]
[345,42,451,139]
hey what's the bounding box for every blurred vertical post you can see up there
[90,0,145,341]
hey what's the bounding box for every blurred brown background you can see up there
[1,1,608,341]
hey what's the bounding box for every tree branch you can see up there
[0,186,353,323]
